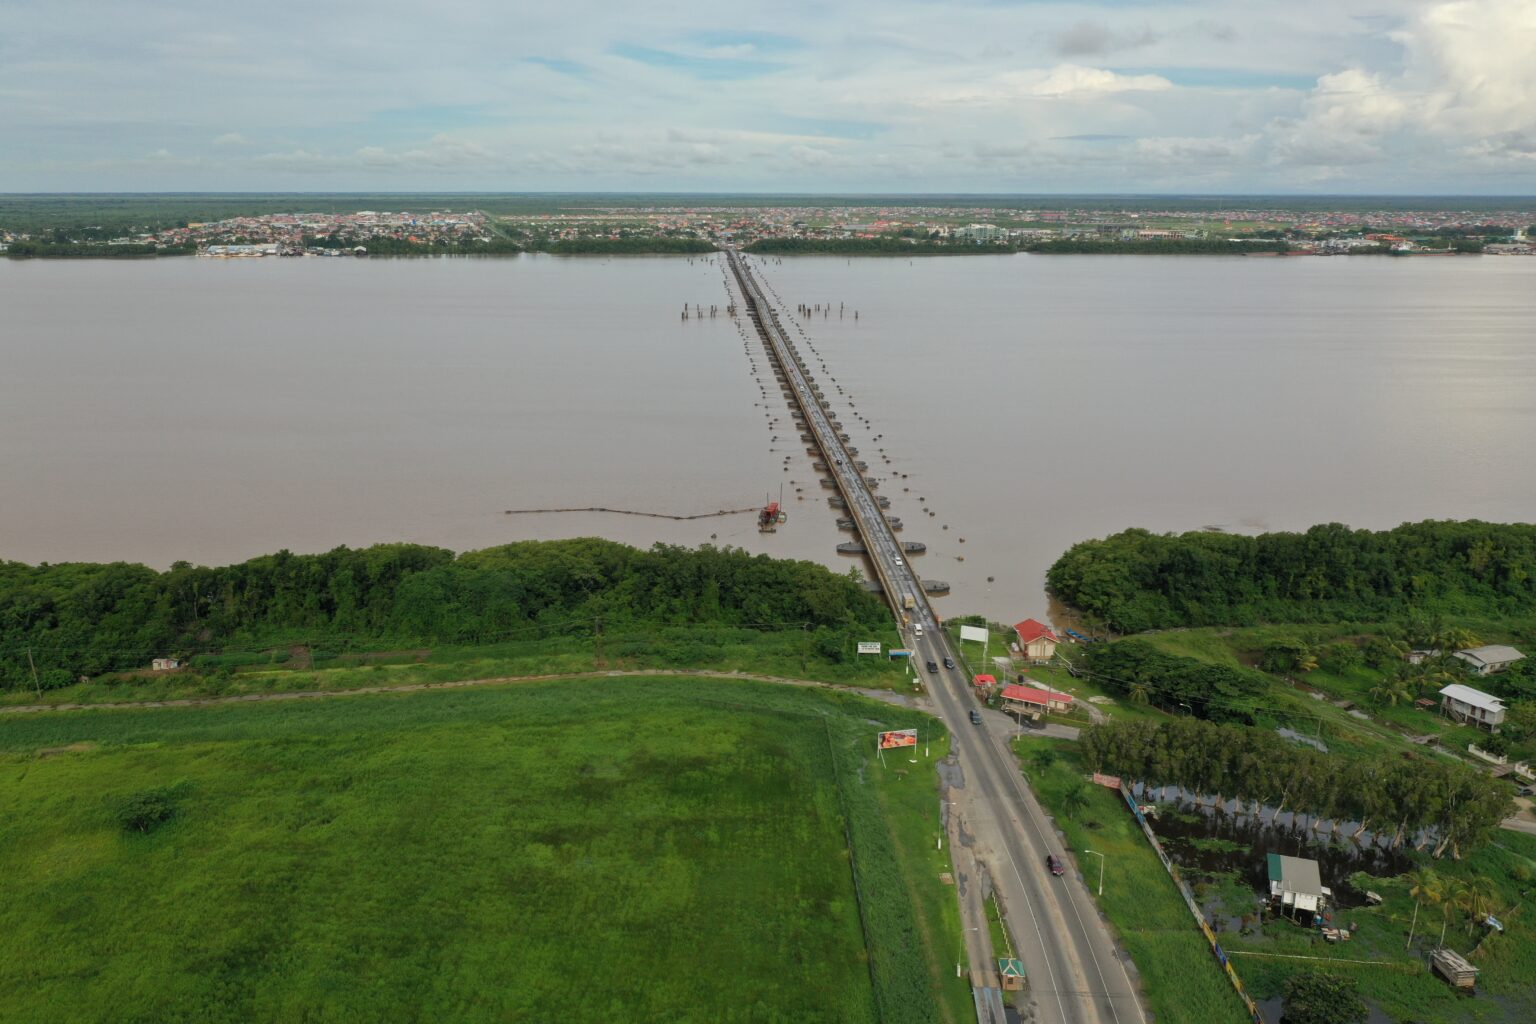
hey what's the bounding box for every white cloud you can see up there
[1031,65,1173,98]
[212,132,250,147]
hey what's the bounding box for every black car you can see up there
[926,660,939,674]
[943,657,956,670]
[969,709,983,725]
[1046,854,1065,877]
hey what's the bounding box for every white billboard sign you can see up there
[959,625,989,644]
[857,641,882,655]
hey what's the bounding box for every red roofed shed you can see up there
[1000,684,1074,715]
[973,674,996,687]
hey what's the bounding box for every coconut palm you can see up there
[1403,868,1442,949]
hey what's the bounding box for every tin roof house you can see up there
[1439,683,1507,732]
[1267,854,1329,921]
[1453,645,1525,677]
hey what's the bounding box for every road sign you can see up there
[857,641,882,655]
[888,648,912,658]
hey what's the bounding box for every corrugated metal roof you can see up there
[1439,683,1505,713]
[1266,853,1323,897]
[1013,618,1058,644]
[1000,684,1073,706]
[1456,645,1525,666]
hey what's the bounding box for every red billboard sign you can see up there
[878,729,918,750]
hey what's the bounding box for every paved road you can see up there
[729,251,1145,1024]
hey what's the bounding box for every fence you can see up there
[1117,784,1266,1024]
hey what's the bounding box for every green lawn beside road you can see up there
[0,677,961,1023]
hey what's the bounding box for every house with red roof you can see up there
[1000,683,1074,716]
[1013,618,1059,664]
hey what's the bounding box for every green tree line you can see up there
[1076,640,1267,723]
[0,539,886,689]
[1081,717,1512,857]
[1024,238,1289,255]
[5,241,194,258]
[744,237,1008,255]
[1047,521,1536,632]
[533,236,716,255]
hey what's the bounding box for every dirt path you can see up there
[0,670,928,716]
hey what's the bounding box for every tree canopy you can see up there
[1047,521,1536,632]
[0,539,886,688]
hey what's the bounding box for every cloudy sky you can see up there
[3,0,1534,193]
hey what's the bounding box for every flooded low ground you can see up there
[4,253,1534,621]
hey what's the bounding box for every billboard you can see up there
[857,641,882,655]
[959,625,989,644]
[878,729,918,750]
[888,648,912,659]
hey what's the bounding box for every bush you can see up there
[114,786,184,834]
[1282,970,1366,1024]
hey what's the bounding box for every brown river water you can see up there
[3,253,1533,622]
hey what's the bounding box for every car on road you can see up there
[943,657,955,670]
[926,660,939,674]
[894,556,903,566]
[1046,854,1065,876]
[969,709,983,725]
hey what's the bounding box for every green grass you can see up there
[1019,740,1252,1024]
[1,625,915,709]
[0,676,960,1023]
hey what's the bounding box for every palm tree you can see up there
[1127,681,1150,705]
[1370,678,1412,708]
[1459,877,1499,935]
[1404,868,1442,949]
[1061,783,1090,820]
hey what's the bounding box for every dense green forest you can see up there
[1025,239,1289,255]
[533,236,716,255]
[744,237,1005,255]
[4,241,194,258]
[1082,718,1512,857]
[1075,640,1268,723]
[0,539,886,689]
[1047,521,1536,632]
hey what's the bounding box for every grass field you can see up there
[1,624,915,710]
[0,676,964,1023]
[1018,739,1252,1024]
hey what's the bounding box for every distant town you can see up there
[4,201,1535,257]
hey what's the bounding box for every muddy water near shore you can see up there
[4,252,1535,621]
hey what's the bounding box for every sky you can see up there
[3,0,1535,194]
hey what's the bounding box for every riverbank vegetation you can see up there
[1024,239,1289,255]
[0,539,901,700]
[0,676,966,1023]
[1081,718,1512,858]
[744,237,1008,256]
[5,241,195,258]
[1048,521,1536,633]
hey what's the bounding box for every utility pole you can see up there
[27,646,41,700]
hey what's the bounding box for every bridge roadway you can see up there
[726,251,1146,1024]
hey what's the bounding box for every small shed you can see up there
[1439,683,1507,731]
[1454,645,1525,677]
[997,958,1026,991]
[1267,854,1327,920]
[151,657,182,672]
[1431,947,1479,989]
[973,674,996,688]
[1000,684,1074,717]
[1012,619,1059,664]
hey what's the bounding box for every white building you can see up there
[1454,645,1525,677]
[1439,683,1506,731]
